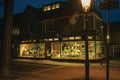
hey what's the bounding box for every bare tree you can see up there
[1,0,14,79]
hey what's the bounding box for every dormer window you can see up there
[52,4,56,10]
[47,6,51,11]
[55,3,60,9]
[43,6,51,11]
[43,3,60,12]
[43,6,47,11]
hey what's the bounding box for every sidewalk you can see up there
[11,58,120,67]
[12,59,86,67]
[12,58,120,65]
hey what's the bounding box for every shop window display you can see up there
[51,43,61,58]
[19,43,45,58]
[46,43,51,57]
[96,41,102,58]
[88,41,95,59]
[61,41,85,59]
[19,41,102,59]
[60,41,102,59]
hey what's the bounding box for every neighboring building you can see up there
[109,22,120,59]
[12,0,104,60]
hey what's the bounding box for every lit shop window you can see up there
[51,43,61,58]
[60,41,102,59]
[61,41,85,59]
[96,41,102,58]
[19,43,45,58]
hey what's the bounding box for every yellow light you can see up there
[56,3,60,8]
[107,35,110,39]
[88,36,93,39]
[47,6,51,11]
[81,0,91,12]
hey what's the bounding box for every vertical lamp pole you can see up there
[106,4,110,80]
[80,0,92,80]
[99,0,119,80]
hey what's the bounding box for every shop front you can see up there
[18,40,103,60]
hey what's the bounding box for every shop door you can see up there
[45,43,51,59]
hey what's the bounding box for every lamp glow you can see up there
[81,0,91,12]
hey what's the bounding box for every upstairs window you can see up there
[43,6,51,11]
[87,16,93,30]
[47,6,51,11]
[44,21,54,33]
[55,3,60,9]
[95,17,101,32]
[43,3,60,12]
[12,26,19,36]
[71,16,83,30]
[52,4,56,10]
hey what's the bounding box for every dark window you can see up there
[88,16,93,29]
[45,21,54,33]
[95,18,101,32]
[72,16,83,30]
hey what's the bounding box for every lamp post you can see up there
[80,0,92,80]
[99,1,119,80]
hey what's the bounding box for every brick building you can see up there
[12,0,104,60]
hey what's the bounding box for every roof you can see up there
[13,0,102,24]
[40,0,101,20]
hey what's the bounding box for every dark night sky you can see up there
[0,0,120,22]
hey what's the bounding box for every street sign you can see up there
[99,0,119,10]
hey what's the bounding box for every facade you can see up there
[12,0,104,60]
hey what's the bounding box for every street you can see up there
[10,61,120,80]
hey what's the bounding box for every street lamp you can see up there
[80,0,92,80]
[81,0,91,12]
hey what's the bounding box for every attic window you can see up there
[43,3,60,12]
[47,6,51,11]
[52,4,56,10]
[55,3,60,8]
[43,6,51,11]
